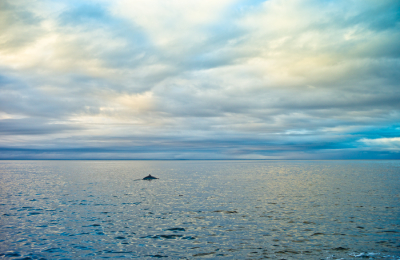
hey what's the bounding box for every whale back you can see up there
[143,174,158,180]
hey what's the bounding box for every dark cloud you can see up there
[0,118,81,135]
[1,131,398,159]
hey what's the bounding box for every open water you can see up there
[0,160,399,259]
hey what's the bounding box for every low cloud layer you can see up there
[0,0,399,159]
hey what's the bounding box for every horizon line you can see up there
[0,159,399,161]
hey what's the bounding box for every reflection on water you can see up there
[0,160,399,259]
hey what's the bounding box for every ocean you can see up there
[0,160,399,259]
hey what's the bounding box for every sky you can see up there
[0,0,399,160]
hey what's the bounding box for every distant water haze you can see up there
[0,160,399,259]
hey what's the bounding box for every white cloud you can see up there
[359,137,400,151]
[113,0,234,48]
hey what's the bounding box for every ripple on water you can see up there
[165,228,185,232]
[141,234,193,240]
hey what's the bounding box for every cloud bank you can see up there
[0,0,399,159]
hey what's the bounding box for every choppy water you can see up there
[0,160,399,259]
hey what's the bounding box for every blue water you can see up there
[0,160,399,259]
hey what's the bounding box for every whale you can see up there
[142,174,158,180]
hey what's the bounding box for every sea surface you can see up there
[0,160,399,259]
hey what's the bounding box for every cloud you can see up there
[0,0,45,52]
[0,0,399,159]
[0,118,81,135]
[359,137,400,151]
